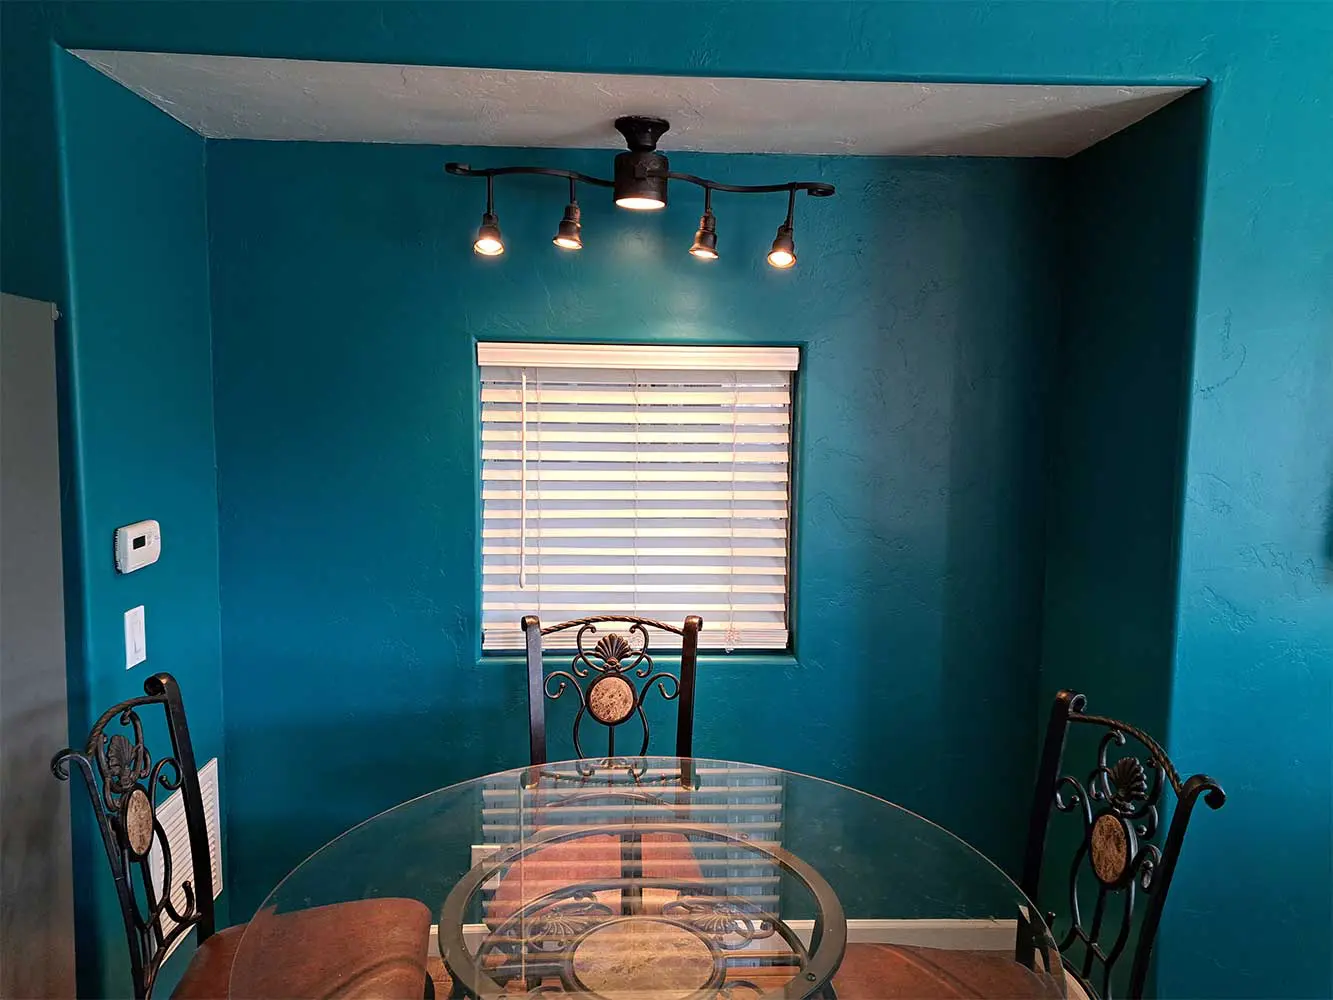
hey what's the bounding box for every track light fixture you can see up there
[472,175,504,256]
[689,189,719,260]
[553,178,583,250]
[446,117,834,263]
[767,189,797,269]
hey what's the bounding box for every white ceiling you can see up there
[72,51,1193,158]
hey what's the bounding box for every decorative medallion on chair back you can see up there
[51,673,213,1000]
[1020,691,1225,999]
[523,615,702,766]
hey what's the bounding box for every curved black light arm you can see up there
[448,163,615,189]
[668,169,835,198]
[445,162,835,198]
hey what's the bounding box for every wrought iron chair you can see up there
[833,690,1225,1000]
[522,613,703,766]
[480,616,708,984]
[52,673,433,1000]
[1018,690,1226,999]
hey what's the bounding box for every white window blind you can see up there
[479,343,797,652]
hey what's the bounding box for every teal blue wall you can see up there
[1041,91,1207,739]
[205,139,1061,920]
[1164,41,1333,1000]
[0,4,63,303]
[3,5,1329,998]
[1039,92,1208,996]
[53,51,227,997]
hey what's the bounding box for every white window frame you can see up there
[478,342,798,652]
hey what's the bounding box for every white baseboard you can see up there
[428,916,1018,958]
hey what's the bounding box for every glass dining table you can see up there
[229,757,1065,999]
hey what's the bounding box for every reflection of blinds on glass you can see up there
[479,343,798,651]
[478,764,786,925]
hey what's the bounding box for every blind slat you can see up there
[481,449,789,463]
[482,388,790,405]
[483,469,789,483]
[482,429,789,445]
[485,549,783,557]
[482,508,788,521]
[483,527,788,538]
[482,488,790,502]
[482,408,791,426]
[483,565,787,576]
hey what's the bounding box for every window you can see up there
[478,343,797,651]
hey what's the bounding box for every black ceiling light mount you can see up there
[446,116,834,266]
[612,115,671,210]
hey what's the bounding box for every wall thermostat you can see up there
[114,519,161,574]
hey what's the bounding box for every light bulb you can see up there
[615,195,666,211]
[690,209,719,260]
[552,203,582,250]
[474,212,504,256]
[767,223,796,269]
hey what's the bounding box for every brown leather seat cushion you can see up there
[173,925,245,1000]
[488,833,704,927]
[173,897,432,999]
[833,943,1066,999]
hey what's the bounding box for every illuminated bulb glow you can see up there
[690,248,719,260]
[615,196,666,211]
[766,249,795,269]
[474,237,504,256]
[553,236,582,250]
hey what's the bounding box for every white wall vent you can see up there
[148,757,222,956]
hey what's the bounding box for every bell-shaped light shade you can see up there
[689,210,719,260]
[552,203,582,250]
[766,223,796,269]
[473,212,504,256]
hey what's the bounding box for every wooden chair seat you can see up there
[488,833,705,927]
[173,898,432,999]
[833,943,1066,999]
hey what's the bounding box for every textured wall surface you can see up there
[1039,91,1208,998]
[0,293,76,1000]
[1041,91,1207,738]
[54,52,227,997]
[0,3,63,302]
[4,4,1330,997]
[207,140,1061,920]
[1164,33,1333,996]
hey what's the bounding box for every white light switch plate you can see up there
[125,606,146,669]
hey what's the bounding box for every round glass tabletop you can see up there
[230,758,1064,999]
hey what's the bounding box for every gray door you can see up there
[1,292,76,999]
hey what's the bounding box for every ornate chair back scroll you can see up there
[1020,690,1226,1000]
[51,673,213,1000]
[523,614,703,776]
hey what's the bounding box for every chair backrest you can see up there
[1020,690,1225,999]
[523,614,702,765]
[51,673,214,1000]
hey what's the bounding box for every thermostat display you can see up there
[115,520,161,574]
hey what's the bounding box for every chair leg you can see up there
[423,970,436,999]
